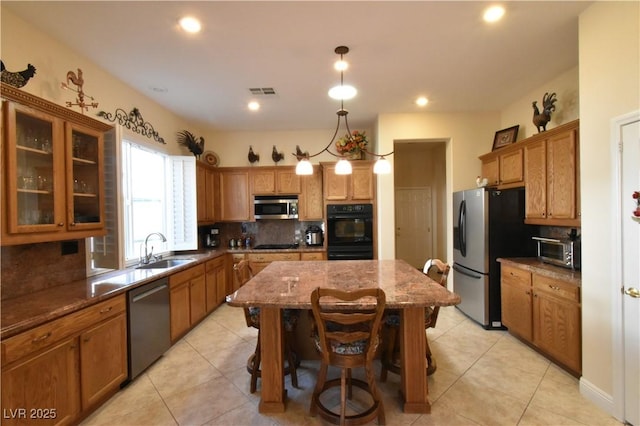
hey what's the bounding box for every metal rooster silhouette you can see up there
[532,92,557,133]
[176,130,205,159]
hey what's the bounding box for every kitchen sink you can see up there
[136,258,195,269]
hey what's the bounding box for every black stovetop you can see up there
[253,243,299,250]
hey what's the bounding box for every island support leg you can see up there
[258,307,286,413]
[400,307,430,413]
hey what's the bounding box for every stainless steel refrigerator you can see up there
[452,187,536,329]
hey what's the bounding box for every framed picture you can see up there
[492,125,519,151]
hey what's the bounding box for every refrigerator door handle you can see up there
[458,200,467,257]
[453,263,483,279]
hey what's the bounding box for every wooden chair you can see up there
[380,258,450,381]
[233,260,299,393]
[309,287,386,426]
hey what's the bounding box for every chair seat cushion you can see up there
[248,307,299,331]
[313,334,379,355]
[383,307,434,327]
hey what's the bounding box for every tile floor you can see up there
[82,304,621,426]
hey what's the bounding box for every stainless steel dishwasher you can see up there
[127,277,171,380]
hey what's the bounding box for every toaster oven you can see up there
[532,236,580,270]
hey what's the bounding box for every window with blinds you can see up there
[87,129,197,275]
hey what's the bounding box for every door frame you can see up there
[610,109,640,422]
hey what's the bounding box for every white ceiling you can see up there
[4,1,591,132]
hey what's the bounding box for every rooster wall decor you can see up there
[248,146,260,164]
[176,130,205,159]
[532,92,557,133]
[272,146,284,164]
[293,145,309,161]
[0,60,36,88]
[61,68,99,113]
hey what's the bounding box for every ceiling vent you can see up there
[249,87,276,95]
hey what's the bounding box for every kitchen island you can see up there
[227,259,461,414]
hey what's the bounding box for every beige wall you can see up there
[578,0,639,411]
[0,9,197,155]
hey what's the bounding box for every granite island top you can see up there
[1,246,326,340]
[497,257,581,286]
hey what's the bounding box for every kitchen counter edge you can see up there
[497,257,581,285]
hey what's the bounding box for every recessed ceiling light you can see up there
[179,16,201,33]
[416,97,429,107]
[328,85,357,100]
[149,86,167,93]
[483,5,505,23]
[248,101,260,111]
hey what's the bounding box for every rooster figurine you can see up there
[176,130,205,159]
[1,60,36,88]
[248,146,260,164]
[532,92,557,133]
[293,145,309,160]
[272,146,284,164]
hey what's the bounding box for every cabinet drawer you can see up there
[301,252,325,260]
[229,253,245,262]
[205,256,225,271]
[533,274,580,303]
[2,295,126,365]
[170,263,205,286]
[247,253,300,262]
[501,265,531,287]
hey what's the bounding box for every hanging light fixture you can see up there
[293,46,393,175]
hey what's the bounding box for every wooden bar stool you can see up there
[380,258,450,381]
[234,260,299,393]
[309,287,386,426]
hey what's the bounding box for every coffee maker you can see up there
[205,227,219,248]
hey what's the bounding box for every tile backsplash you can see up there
[199,220,324,249]
[1,240,87,300]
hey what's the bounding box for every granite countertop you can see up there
[1,246,328,340]
[497,257,581,286]
[0,250,225,340]
[228,259,461,310]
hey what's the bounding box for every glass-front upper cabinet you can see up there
[5,102,64,234]
[66,123,104,231]
[1,82,112,246]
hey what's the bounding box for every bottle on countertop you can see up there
[229,238,236,249]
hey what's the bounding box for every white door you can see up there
[620,117,640,426]
[395,188,432,269]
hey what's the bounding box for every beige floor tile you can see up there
[199,338,258,372]
[203,401,278,426]
[518,405,585,425]
[146,341,223,398]
[528,376,620,425]
[82,399,177,426]
[162,375,249,425]
[412,397,482,426]
[478,334,551,377]
[463,356,545,402]
[436,376,529,426]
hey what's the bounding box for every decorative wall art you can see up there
[176,130,205,159]
[492,125,519,151]
[61,68,99,113]
[97,107,165,144]
[532,92,557,132]
[0,60,36,88]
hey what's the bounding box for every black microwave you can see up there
[254,195,298,219]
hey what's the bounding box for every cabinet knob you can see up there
[99,306,113,314]
[70,222,76,227]
[31,332,52,344]
[58,222,64,227]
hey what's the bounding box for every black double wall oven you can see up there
[326,204,374,260]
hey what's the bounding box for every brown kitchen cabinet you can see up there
[246,252,301,274]
[169,264,206,341]
[500,264,533,340]
[500,262,581,375]
[322,161,375,201]
[196,162,219,225]
[1,295,126,425]
[250,167,301,195]
[219,168,251,221]
[1,83,111,246]
[532,274,581,374]
[524,120,580,226]
[479,147,524,188]
[205,256,226,312]
[299,165,324,220]
[300,251,325,260]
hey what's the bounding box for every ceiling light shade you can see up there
[295,158,313,175]
[373,157,391,174]
[248,101,260,111]
[416,96,429,107]
[328,84,357,100]
[335,158,353,175]
[179,16,202,33]
[334,60,348,71]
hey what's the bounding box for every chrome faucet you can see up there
[140,232,167,264]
